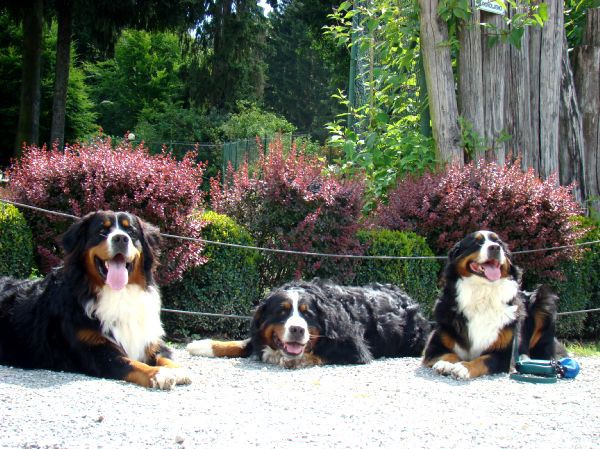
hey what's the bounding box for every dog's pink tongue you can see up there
[284,342,304,355]
[106,258,128,290]
[483,262,501,281]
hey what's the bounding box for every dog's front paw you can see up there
[448,363,470,380]
[432,360,455,376]
[279,357,304,369]
[432,360,470,380]
[151,367,192,390]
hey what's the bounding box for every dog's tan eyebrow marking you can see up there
[281,301,291,310]
[103,219,112,228]
[299,303,308,313]
[121,218,130,228]
[475,232,484,240]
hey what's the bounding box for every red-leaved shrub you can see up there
[210,137,365,287]
[8,137,206,284]
[372,160,585,279]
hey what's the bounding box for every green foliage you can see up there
[528,217,600,339]
[565,0,600,47]
[220,102,296,140]
[133,103,225,182]
[85,29,185,136]
[439,0,548,49]
[354,229,440,317]
[0,203,36,278]
[161,211,261,340]
[264,0,348,140]
[187,1,268,111]
[325,0,437,207]
[0,12,97,153]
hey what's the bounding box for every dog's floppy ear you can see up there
[447,240,462,262]
[250,301,266,338]
[136,215,162,272]
[62,212,95,255]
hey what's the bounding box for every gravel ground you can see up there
[1,350,599,449]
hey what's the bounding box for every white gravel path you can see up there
[1,350,599,449]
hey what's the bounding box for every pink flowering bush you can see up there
[8,137,206,284]
[210,137,365,287]
[372,160,585,279]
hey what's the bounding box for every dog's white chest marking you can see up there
[455,277,518,360]
[87,285,165,362]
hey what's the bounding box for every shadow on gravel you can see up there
[0,367,88,389]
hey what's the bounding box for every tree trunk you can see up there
[559,33,586,204]
[529,0,563,180]
[14,0,44,155]
[505,8,533,168]
[481,11,507,165]
[574,8,600,214]
[457,3,484,161]
[418,0,463,167]
[50,0,73,150]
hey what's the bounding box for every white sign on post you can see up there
[476,0,505,15]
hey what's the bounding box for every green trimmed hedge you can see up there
[557,218,600,339]
[0,203,36,278]
[354,229,440,316]
[161,211,261,340]
[525,217,600,339]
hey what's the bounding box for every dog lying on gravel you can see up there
[0,210,191,389]
[187,278,430,368]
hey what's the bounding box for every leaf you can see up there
[508,28,525,49]
[537,3,548,22]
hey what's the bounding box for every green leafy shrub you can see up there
[220,102,296,140]
[161,211,261,340]
[354,229,440,316]
[0,203,36,278]
[545,217,600,339]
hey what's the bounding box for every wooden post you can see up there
[419,0,463,167]
[540,0,563,179]
[481,11,507,165]
[574,8,600,214]
[458,3,484,161]
[559,33,586,205]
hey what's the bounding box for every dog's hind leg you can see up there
[187,338,251,358]
[523,285,560,359]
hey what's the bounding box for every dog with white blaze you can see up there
[422,230,565,380]
[188,278,430,368]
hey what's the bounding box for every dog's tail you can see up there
[520,285,565,359]
[186,338,252,358]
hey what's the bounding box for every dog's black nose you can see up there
[288,326,305,339]
[488,243,501,257]
[111,233,130,250]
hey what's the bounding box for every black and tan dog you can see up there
[422,230,564,379]
[0,211,190,389]
[187,278,430,368]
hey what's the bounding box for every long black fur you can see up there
[0,211,172,382]
[248,279,430,364]
[422,231,564,378]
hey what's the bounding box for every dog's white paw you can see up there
[262,346,284,365]
[432,360,455,375]
[186,339,214,357]
[449,363,470,380]
[151,367,192,390]
[432,360,471,380]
